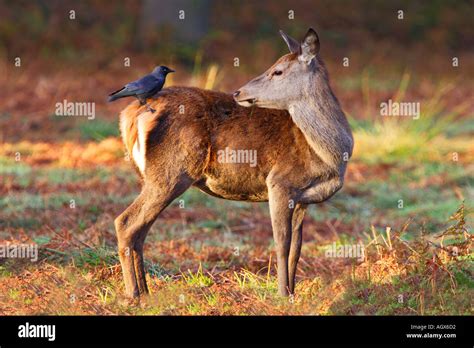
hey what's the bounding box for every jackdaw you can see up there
[108,66,175,112]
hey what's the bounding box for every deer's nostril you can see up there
[233,90,241,98]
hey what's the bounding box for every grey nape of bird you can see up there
[108,65,175,113]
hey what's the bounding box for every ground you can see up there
[0,65,472,315]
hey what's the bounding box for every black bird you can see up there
[108,66,175,112]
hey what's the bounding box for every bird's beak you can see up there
[169,69,175,73]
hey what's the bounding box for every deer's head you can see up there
[234,28,323,110]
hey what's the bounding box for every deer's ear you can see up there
[299,28,320,64]
[279,30,300,54]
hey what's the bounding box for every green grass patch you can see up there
[0,157,32,176]
[0,160,138,188]
[79,119,119,141]
[182,264,214,288]
[72,247,117,268]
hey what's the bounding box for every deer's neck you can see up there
[288,77,353,173]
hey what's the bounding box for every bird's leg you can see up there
[137,98,155,113]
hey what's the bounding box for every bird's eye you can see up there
[272,70,283,76]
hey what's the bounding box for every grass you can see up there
[182,264,214,288]
[79,119,120,141]
[352,77,473,165]
[0,69,472,315]
[0,200,471,315]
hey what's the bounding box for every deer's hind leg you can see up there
[115,174,193,299]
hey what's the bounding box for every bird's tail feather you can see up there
[108,87,132,102]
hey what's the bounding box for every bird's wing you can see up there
[126,75,159,94]
[123,81,142,93]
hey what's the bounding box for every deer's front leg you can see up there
[289,203,307,294]
[267,183,294,297]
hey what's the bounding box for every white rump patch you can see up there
[132,139,145,174]
[132,112,153,175]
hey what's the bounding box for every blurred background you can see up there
[0,0,472,315]
[0,0,473,141]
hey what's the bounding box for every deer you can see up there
[115,28,354,299]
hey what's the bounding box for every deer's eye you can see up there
[272,70,283,76]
